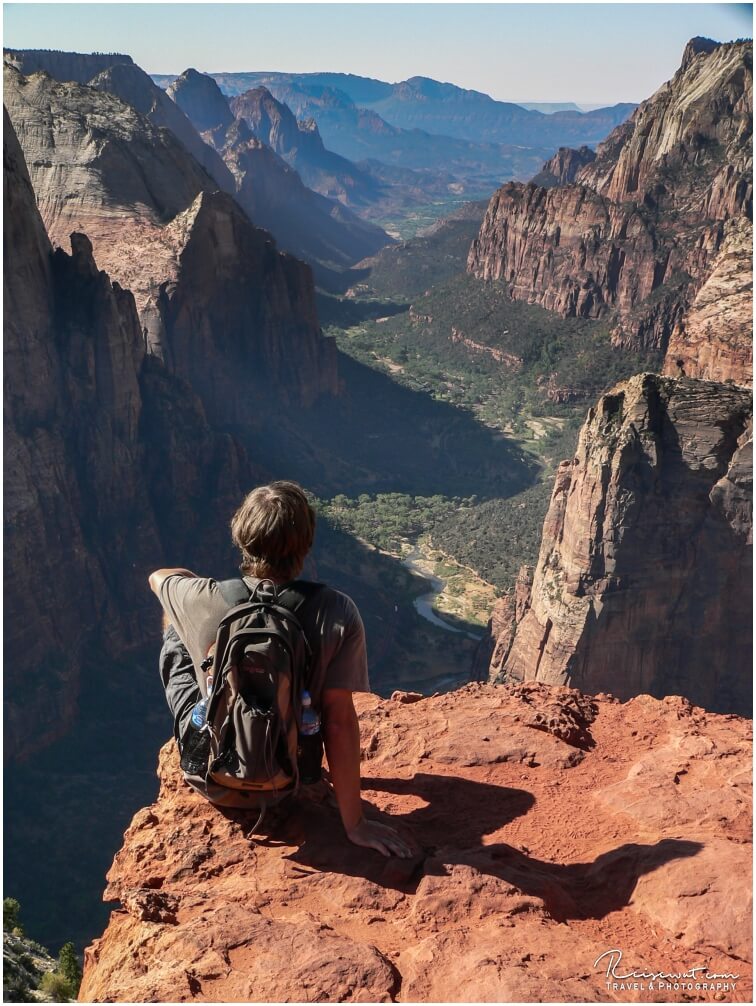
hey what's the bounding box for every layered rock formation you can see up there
[5,49,392,273]
[488,374,752,716]
[3,114,259,756]
[4,61,217,309]
[81,683,752,1002]
[663,217,753,384]
[4,50,235,190]
[469,39,753,385]
[4,61,339,416]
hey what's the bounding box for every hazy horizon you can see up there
[4,2,753,105]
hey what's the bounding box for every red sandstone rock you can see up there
[80,685,752,1002]
[390,690,424,704]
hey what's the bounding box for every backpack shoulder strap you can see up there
[217,578,251,609]
[275,581,326,673]
[276,580,325,614]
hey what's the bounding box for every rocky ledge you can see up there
[81,683,751,1002]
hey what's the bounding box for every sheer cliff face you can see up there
[3,115,261,757]
[6,50,236,191]
[5,109,150,753]
[4,52,388,277]
[663,217,753,384]
[156,190,338,416]
[3,62,215,307]
[81,685,752,1002]
[468,40,753,385]
[489,374,753,716]
[4,62,338,415]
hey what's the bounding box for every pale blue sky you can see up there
[3,3,753,103]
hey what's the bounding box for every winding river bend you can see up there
[401,547,485,642]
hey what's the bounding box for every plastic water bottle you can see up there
[180,680,213,776]
[191,695,209,729]
[300,690,320,735]
[298,690,323,784]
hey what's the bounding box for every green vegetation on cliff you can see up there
[3,899,81,1003]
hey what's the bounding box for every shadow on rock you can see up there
[476,835,704,922]
[256,772,703,921]
[249,773,533,893]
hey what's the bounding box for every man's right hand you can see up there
[346,817,414,858]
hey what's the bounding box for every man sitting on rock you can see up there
[149,480,412,858]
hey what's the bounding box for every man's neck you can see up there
[243,573,296,586]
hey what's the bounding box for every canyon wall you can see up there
[488,373,752,716]
[3,113,260,756]
[229,85,383,208]
[468,39,753,384]
[3,51,392,276]
[88,60,236,192]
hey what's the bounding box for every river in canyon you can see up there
[401,547,485,642]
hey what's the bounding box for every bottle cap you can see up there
[302,690,312,705]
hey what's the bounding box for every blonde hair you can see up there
[230,481,315,580]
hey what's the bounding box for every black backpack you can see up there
[181,577,323,810]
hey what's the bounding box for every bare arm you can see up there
[148,568,196,597]
[322,688,412,858]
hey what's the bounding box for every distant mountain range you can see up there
[3,49,392,287]
[153,70,635,148]
[152,70,634,200]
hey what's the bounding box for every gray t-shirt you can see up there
[158,574,370,707]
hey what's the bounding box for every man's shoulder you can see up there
[160,574,228,617]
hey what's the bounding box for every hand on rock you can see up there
[346,817,414,858]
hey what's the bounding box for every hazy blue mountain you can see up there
[516,101,582,113]
[163,70,635,148]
